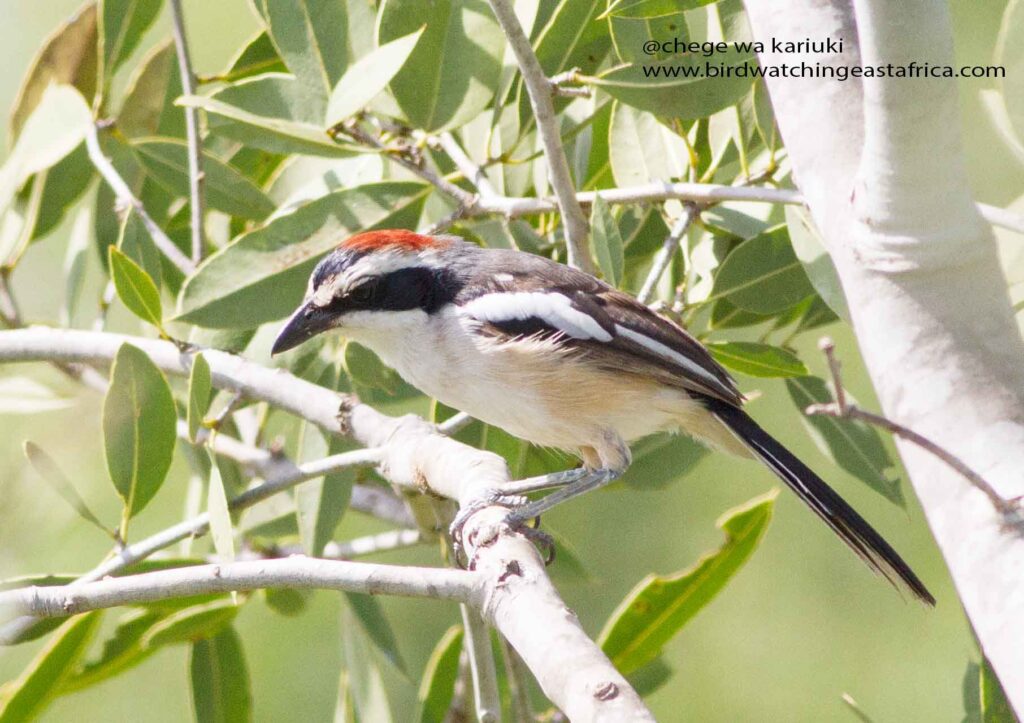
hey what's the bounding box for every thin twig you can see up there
[85,125,196,275]
[500,637,536,722]
[549,69,591,99]
[806,338,1023,522]
[168,0,205,263]
[438,132,499,199]
[461,604,501,723]
[637,203,700,304]
[338,120,478,209]
[484,0,592,272]
[0,272,22,327]
[0,558,477,622]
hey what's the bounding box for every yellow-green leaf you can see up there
[706,341,808,378]
[190,627,253,723]
[0,612,103,722]
[590,194,625,286]
[24,441,109,533]
[109,246,163,330]
[207,451,235,563]
[416,626,463,723]
[598,491,776,674]
[187,354,212,443]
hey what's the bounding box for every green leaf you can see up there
[8,2,97,142]
[179,80,351,158]
[341,604,394,723]
[325,28,425,127]
[964,661,983,723]
[263,588,311,617]
[130,139,276,220]
[706,341,808,378]
[603,0,719,18]
[62,610,165,692]
[598,491,776,674]
[378,0,503,131]
[784,205,849,320]
[343,594,407,676]
[109,246,163,330]
[117,207,163,288]
[143,600,240,648]
[207,451,236,562]
[0,612,103,722]
[176,182,429,328]
[222,32,287,82]
[263,0,350,100]
[590,195,625,286]
[190,627,253,723]
[24,441,109,534]
[590,47,755,119]
[416,626,464,723]
[609,9,689,63]
[343,341,401,394]
[30,142,94,242]
[709,225,815,314]
[0,85,93,217]
[628,657,673,697]
[981,658,1015,723]
[187,354,212,443]
[608,101,689,187]
[98,0,163,95]
[119,40,184,139]
[0,376,73,415]
[785,376,904,506]
[103,343,177,520]
[295,368,355,557]
[709,298,771,330]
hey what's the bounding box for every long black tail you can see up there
[707,399,935,605]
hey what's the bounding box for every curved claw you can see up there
[449,491,529,570]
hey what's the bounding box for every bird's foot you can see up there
[449,490,529,569]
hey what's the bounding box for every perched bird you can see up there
[273,229,934,604]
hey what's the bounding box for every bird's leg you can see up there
[504,467,624,526]
[496,467,590,496]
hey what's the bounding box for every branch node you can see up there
[594,681,620,701]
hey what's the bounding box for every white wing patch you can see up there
[461,292,613,341]
[614,324,725,390]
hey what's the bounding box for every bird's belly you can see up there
[390,326,694,451]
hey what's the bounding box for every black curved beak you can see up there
[271,303,333,355]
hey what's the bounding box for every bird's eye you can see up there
[349,279,377,304]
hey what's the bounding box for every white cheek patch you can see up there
[461,292,614,342]
[613,324,724,389]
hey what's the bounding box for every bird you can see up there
[272,228,934,604]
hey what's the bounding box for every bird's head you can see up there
[271,229,461,355]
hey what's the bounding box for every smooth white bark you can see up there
[744,0,1024,710]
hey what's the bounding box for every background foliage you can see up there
[0,0,1021,720]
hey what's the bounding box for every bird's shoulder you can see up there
[447,246,742,405]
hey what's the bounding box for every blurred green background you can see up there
[1,1,1020,721]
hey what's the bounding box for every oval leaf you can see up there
[416,626,463,723]
[131,139,276,220]
[24,441,109,533]
[263,0,350,100]
[176,182,429,328]
[0,612,103,722]
[784,204,849,320]
[207,451,235,563]
[591,47,756,119]
[98,0,163,95]
[598,491,776,674]
[608,101,690,187]
[710,225,815,314]
[190,627,253,723]
[103,343,177,519]
[343,593,406,676]
[785,375,904,506]
[378,0,503,131]
[590,194,624,286]
[8,2,97,142]
[187,353,212,443]
[109,246,163,330]
[325,28,425,127]
[706,341,809,378]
